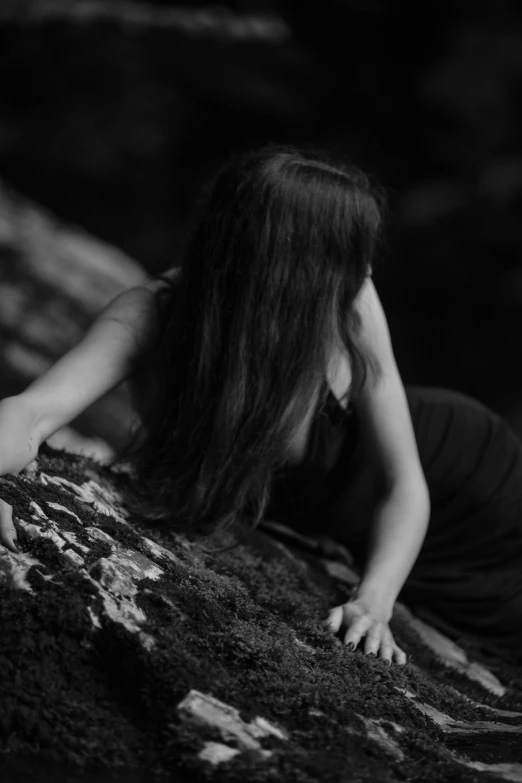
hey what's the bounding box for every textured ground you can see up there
[1,444,522,783]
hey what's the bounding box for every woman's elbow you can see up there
[390,469,430,516]
[414,476,430,519]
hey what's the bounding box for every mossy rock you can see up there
[1,443,522,782]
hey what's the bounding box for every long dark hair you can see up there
[111,144,385,535]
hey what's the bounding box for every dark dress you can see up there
[265,384,522,662]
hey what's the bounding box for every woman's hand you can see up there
[0,498,19,553]
[0,394,42,556]
[324,595,407,665]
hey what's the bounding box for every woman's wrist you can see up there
[353,579,396,617]
[352,483,430,612]
[15,391,51,445]
[0,395,43,475]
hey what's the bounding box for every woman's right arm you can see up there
[0,269,180,550]
[18,282,166,446]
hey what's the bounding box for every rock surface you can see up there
[0,442,522,782]
[0,178,147,450]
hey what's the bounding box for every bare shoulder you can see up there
[98,266,182,364]
[133,266,183,351]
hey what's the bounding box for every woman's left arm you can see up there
[325,277,430,660]
[352,276,430,607]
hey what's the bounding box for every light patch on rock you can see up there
[141,536,182,566]
[414,701,522,736]
[86,528,165,590]
[83,571,155,649]
[10,502,158,652]
[439,743,522,782]
[0,477,17,489]
[87,606,102,629]
[396,687,522,737]
[177,690,286,755]
[39,472,79,495]
[395,604,506,697]
[17,522,43,540]
[138,631,156,652]
[0,547,45,592]
[410,663,522,718]
[61,531,90,553]
[85,526,117,547]
[87,539,164,585]
[466,761,522,782]
[347,715,404,761]
[109,546,164,582]
[22,459,39,479]
[87,537,164,600]
[198,742,241,765]
[249,715,288,741]
[89,557,138,598]
[46,502,82,524]
[468,702,522,719]
[78,479,130,525]
[82,545,163,650]
[34,570,55,582]
[18,519,66,550]
[376,719,406,735]
[59,548,85,569]
[39,474,130,525]
[29,501,48,519]
[87,530,165,581]
[294,637,315,654]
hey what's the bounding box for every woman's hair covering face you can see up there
[112,144,386,539]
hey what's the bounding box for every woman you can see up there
[0,145,521,667]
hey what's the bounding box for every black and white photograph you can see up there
[1,2,522,781]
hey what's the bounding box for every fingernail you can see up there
[367,652,376,658]
[347,642,355,651]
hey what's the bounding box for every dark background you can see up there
[1,0,522,444]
